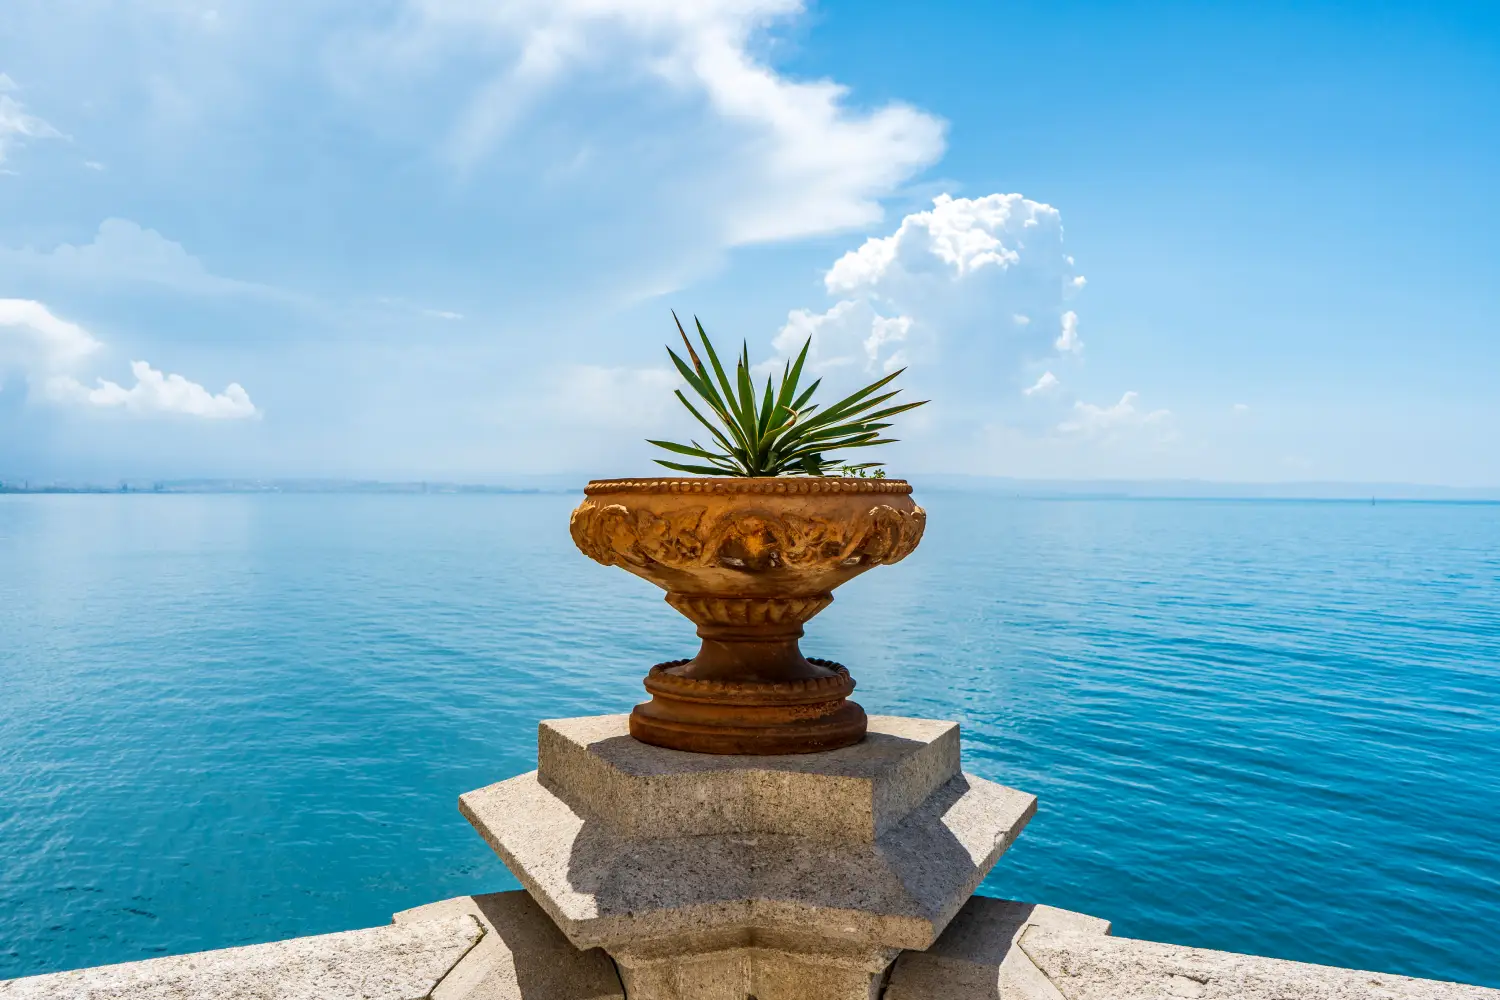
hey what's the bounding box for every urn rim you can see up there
[583,476,913,497]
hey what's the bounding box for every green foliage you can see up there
[648,313,927,478]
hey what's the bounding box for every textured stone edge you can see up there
[459,767,1035,954]
[11,893,1497,1000]
[532,714,963,842]
[0,914,484,1000]
[1017,926,1500,1000]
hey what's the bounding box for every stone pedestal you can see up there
[459,715,1035,1000]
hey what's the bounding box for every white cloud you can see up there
[1056,310,1081,353]
[771,299,915,375]
[865,315,911,372]
[45,362,258,419]
[357,0,945,246]
[0,298,256,419]
[1023,371,1059,396]
[1233,402,1250,413]
[775,193,1087,406]
[823,193,1047,294]
[423,308,464,320]
[0,77,64,164]
[0,298,102,372]
[0,219,266,294]
[1059,391,1173,440]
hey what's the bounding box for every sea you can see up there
[1,491,1497,985]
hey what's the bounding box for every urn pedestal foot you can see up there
[629,656,867,755]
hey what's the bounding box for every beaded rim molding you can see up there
[584,477,913,496]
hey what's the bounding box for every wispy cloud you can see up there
[0,298,102,375]
[351,0,945,247]
[1055,310,1082,353]
[1023,371,1059,396]
[0,219,277,296]
[0,73,65,166]
[1059,391,1173,441]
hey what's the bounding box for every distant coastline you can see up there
[0,479,567,496]
[2,475,1497,502]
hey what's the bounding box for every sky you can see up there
[0,0,1497,486]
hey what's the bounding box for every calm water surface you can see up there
[1,493,1497,984]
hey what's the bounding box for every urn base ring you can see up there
[630,657,868,755]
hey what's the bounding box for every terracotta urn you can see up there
[569,477,926,754]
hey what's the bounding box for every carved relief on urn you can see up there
[570,477,925,754]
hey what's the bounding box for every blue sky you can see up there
[1,0,1496,485]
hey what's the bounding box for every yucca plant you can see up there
[648,314,927,477]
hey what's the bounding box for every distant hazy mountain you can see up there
[2,474,1495,500]
[913,475,1500,501]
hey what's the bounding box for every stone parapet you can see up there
[5,891,1497,999]
[0,892,620,1000]
[0,912,487,1000]
[887,895,1500,1000]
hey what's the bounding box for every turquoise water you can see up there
[1,492,1497,985]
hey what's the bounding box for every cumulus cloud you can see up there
[774,194,1087,405]
[356,0,945,246]
[0,298,256,419]
[0,75,64,165]
[1023,371,1059,396]
[45,362,258,419]
[771,300,914,375]
[0,219,268,294]
[1059,391,1173,440]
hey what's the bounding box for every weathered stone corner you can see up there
[394,892,623,1000]
[884,895,1112,999]
[460,714,1036,1000]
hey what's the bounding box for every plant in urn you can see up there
[570,316,927,754]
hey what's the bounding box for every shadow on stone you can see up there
[884,896,1112,1000]
[394,892,623,1000]
[556,772,1009,953]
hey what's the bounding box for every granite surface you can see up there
[5,893,1496,1000]
[461,764,1035,955]
[535,715,961,841]
[1020,927,1500,1000]
[0,914,483,1000]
